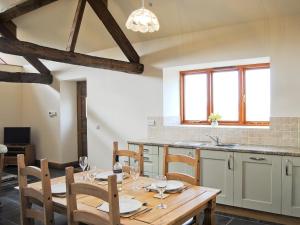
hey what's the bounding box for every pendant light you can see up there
[126,0,160,33]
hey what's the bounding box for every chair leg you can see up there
[203,199,216,225]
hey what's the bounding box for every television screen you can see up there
[4,127,31,145]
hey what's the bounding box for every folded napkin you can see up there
[0,144,7,154]
[144,184,189,194]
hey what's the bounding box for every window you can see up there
[180,63,270,126]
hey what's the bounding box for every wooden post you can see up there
[17,154,32,225]
[195,148,201,186]
[65,167,78,225]
[108,175,120,225]
[40,159,54,225]
[163,145,169,176]
[138,144,144,176]
[203,199,216,225]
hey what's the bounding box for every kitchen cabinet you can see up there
[234,153,282,214]
[282,156,300,217]
[200,150,234,205]
[128,144,159,178]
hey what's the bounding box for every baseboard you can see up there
[35,160,78,169]
[216,204,300,225]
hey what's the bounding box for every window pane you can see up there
[245,68,270,121]
[213,70,239,121]
[184,74,207,120]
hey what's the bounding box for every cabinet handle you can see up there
[188,152,193,157]
[249,157,266,161]
[286,159,292,176]
[144,157,151,162]
[144,149,150,153]
[227,158,231,170]
[227,155,233,170]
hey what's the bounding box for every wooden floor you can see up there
[0,167,281,225]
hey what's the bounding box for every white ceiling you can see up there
[1,0,300,65]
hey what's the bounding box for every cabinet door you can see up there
[234,153,281,214]
[282,157,300,217]
[201,150,234,205]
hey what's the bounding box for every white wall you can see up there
[86,70,162,168]
[0,65,23,143]
[163,15,300,118]
[21,84,61,162]
[60,81,78,163]
[19,14,300,165]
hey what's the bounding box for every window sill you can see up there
[164,124,270,129]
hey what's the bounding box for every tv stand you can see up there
[4,144,35,166]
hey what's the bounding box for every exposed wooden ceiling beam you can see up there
[66,0,86,52]
[0,22,51,75]
[87,0,140,63]
[0,21,16,37]
[0,0,58,23]
[0,71,52,84]
[0,37,144,74]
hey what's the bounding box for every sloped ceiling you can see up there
[1,0,300,65]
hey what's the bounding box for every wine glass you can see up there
[87,166,97,183]
[155,175,167,209]
[130,162,140,190]
[79,156,88,180]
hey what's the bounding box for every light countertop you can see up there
[128,139,300,157]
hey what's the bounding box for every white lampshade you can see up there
[126,1,159,33]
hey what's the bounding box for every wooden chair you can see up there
[113,141,144,176]
[65,166,120,225]
[163,145,201,224]
[17,154,54,225]
[163,145,200,186]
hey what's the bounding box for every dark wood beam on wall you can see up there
[0,21,16,37]
[0,38,144,74]
[0,0,58,23]
[0,71,53,84]
[66,0,86,52]
[0,22,51,75]
[87,0,140,63]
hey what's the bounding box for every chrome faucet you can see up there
[207,135,220,145]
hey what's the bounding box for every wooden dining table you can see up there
[29,171,220,225]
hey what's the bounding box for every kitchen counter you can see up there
[128,139,300,157]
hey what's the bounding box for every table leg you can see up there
[203,199,216,225]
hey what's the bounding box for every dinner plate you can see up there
[95,171,114,180]
[150,180,184,192]
[166,180,184,191]
[51,183,66,194]
[98,198,142,214]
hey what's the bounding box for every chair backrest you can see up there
[17,154,54,225]
[112,141,144,176]
[163,145,201,186]
[65,167,120,225]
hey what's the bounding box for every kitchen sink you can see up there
[173,141,208,147]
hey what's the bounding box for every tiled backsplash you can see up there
[147,117,300,148]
